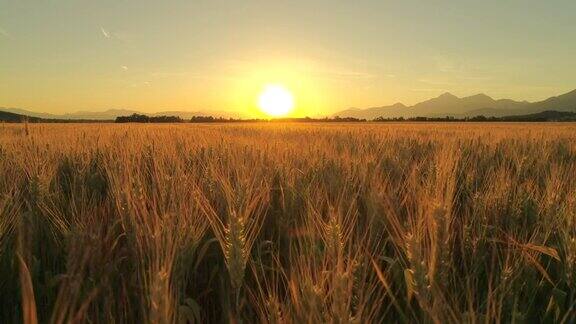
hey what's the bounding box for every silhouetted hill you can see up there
[0,110,41,122]
[337,103,407,119]
[335,89,576,119]
[525,89,576,114]
[0,107,240,120]
[418,93,527,116]
[501,110,576,121]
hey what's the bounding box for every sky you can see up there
[1,0,575,117]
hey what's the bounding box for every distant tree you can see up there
[151,115,182,123]
[470,115,488,121]
[115,114,149,123]
[115,113,182,123]
[191,116,218,123]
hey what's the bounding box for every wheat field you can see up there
[1,122,575,323]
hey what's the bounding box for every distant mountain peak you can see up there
[391,102,407,108]
[438,92,458,99]
[559,88,576,98]
[467,93,493,99]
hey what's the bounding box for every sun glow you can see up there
[258,84,295,117]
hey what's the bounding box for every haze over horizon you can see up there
[1,0,575,117]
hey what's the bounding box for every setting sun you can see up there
[258,84,294,117]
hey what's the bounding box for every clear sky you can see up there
[1,0,575,116]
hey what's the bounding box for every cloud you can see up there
[113,32,130,43]
[458,75,493,82]
[0,27,11,39]
[100,27,110,38]
[100,27,133,43]
[313,67,377,81]
[432,55,465,73]
[130,81,151,88]
[121,65,128,71]
[151,71,188,78]
[417,78,455,86]
[410,88,447,93]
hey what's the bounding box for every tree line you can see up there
[115,114,183,123]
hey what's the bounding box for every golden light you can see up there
[258,84,294,117]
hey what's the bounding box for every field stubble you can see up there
[0,122,575,323]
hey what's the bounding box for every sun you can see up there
[258,84,294,117]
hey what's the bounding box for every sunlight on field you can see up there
[1,123,576,322]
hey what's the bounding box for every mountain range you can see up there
[2,88,576,121]
[335,89,576,119]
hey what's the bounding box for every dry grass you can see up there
[1,122,575,323]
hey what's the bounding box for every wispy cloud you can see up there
[130,81,151,88]
[100,27,110,39]
[0,27,11,39]
[100,27,131,42]
[417,78,455,86]
[218,56,381,83]
[432,55,466,73]
[311,65,378,81]
[151,71,188,78]
[410,88,447,92]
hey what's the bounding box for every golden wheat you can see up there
[0,122,574,323]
